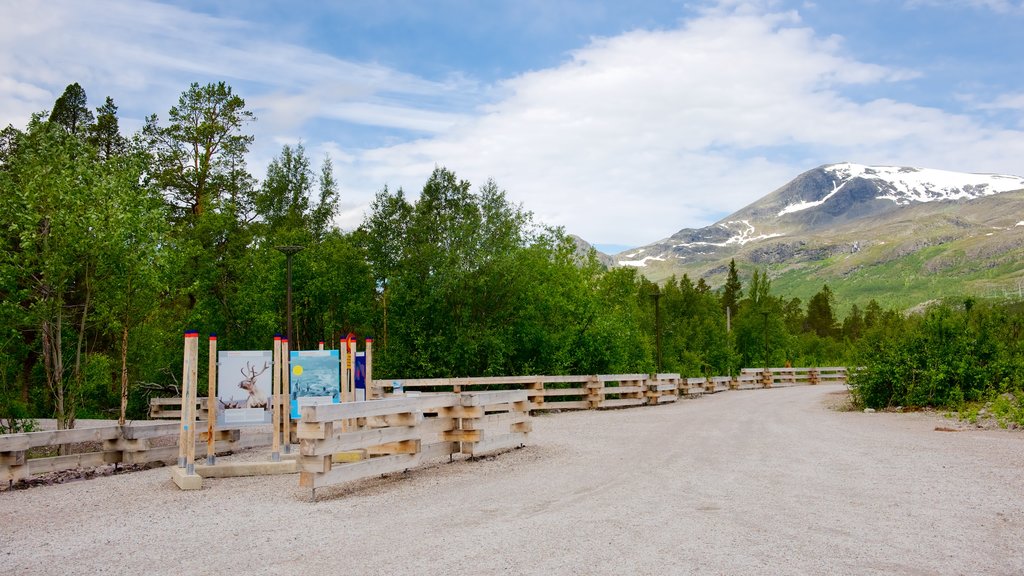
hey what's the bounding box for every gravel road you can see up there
[2,384,1022,575]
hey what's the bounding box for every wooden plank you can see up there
[302,395,457,422]
[368,440,420,455]
[0,434,30,452]
[300,425,420,456]
[598,398,646,409]
[435,405,485,419]
[537,387,588,397]
[301,452,418,489]
[443,429,483,443]
[296,420,333,441]
[416,417,457,435]
[599,385,645,394]
[460,412,528,431]
[171,466,202,490]
[383,412,423,427]
[299,455,333,474]
[0,462,30,482]
[27,451,111,475]
[195,460,297,478]
[301,436,458,485]
[121,422,182,440]
[0,450,27,466]
[7,426,122,449]
[460,390,529,407]
[538,400,591,410]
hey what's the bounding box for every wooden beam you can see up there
[301,395,457,422]
[460,390,529,407]
[195,460,296,478]
[300,425,420,456]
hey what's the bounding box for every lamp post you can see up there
[761,310,769,372]
[275,245,305,344]
[650,285,662,373]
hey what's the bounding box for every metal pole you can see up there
[653,287,662,373]
[762,311,769,372]
[286,253,293,344]
[274,245,305,346]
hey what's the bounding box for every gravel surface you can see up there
[2,384,1022,575]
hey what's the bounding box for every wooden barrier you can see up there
[149,396,209,420]
[0,421,255,483]
[296,390,531,497]
[706,376,732,394]
[5,367,849,488]
[737,368,761,387]
[647,374,680,405]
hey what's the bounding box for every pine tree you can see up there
[722,259,742,316]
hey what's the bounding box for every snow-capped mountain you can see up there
[616,163,1024,270]
[778,163,1024,216]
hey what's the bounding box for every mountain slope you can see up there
[616,163,1024,308]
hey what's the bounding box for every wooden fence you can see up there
[6,367,848,487]
[0,421,263,483]
[296,390,531,495]
[372,367,848,404]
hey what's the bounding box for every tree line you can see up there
[2,81,1021,432]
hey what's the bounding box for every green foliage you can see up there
[851,300,1024,410]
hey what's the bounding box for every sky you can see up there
[2,0,1023,252]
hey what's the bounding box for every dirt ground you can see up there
[2,384,1022,575]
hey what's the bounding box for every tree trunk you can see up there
[119,324,129,425]
[41,313,66,429]
[69,286,90,431]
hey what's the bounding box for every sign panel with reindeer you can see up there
[217,350,274,426]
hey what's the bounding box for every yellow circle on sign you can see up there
[293,365,303,376]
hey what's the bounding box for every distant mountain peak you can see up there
[777,163,1024,217]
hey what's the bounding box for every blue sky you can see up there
[2,0,1023,251]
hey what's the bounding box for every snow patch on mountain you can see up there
[778,179,849,216]
[618,255,666,267]
[674,221,783,248]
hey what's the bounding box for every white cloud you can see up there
[2,1,1023,248]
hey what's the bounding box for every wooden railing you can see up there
[3,367,848,486]
[296,390,531,495]
[373,367,848,404]
[0,421,262,483]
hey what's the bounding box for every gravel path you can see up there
[2,384,1022,575]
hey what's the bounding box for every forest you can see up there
[2,81,1022,432]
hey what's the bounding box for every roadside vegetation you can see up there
[850,299,1024,426]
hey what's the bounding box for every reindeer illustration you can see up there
[238,361,270,409]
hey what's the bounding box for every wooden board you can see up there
[300,425,421,456]
[195,460,297,478]
[300,440,456,489]
[460,390,529,407]
[460,412,528,431]
[171,466,202,490]
[598,398,647,409]
[301,395,458,422]
[537,400,591,411]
